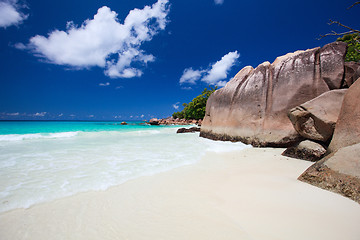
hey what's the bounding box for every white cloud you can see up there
[89,115,94,118]
[172,102,180,110]
[32,112,47,117]
[23,0,169,78]
[214,0,224,5]
[181,86,192,90]
[179,68,204,85]
[6,112,19,116]
[179,51,239,86]
[0,0,28,28]
[202,51,240,84]
[140,114,145,118]
[99,82,110,86]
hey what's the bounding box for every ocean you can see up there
[0,121,250,214]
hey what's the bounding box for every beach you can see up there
[1,147,359,240]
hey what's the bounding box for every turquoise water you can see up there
[0,121,164,135]
[0,121,250,214]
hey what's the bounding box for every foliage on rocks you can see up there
[337,33,360,62]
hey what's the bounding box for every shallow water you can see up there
[0,121,250,213]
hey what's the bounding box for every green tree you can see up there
[172,111,185,119]
[172,86,217,120]
[337,33,360,62]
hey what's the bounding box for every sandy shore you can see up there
[1,147,360,240]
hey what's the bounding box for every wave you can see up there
[0,131,79,142]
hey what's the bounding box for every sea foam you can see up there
[0,131,79,142]
[0,125,250,213]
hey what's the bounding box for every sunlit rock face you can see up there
[299,78,360,204]
[200,42,347,147]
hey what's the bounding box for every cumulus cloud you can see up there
[22,0,169,78]
[202,51,240,85]
[0,0,28,28]
[214,0,224,5]
[179,51,239,86]
[179,68,204,85]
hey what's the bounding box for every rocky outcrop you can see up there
[149,118,160,125]
[344,62,360,87]
[282,140,326,162]
[176,127,201,133]
[200,42,348,147]
[288,89,347,142]
[327,78,360,154]
[159,118,201,126]
[146,117,202,126]
[299,79,360,203]
[298,156,360,203]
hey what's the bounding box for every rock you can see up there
[200,42,348,147]
[327,78,360,154]
[121,122,127,125]
[149,118,160,125]
[176,127,201,134]
[282,140,326,162]
[288,89,347,142]
[298,144,360,204]
[344,62,360,87]
[319,42,348,89]
[299,79,360,203]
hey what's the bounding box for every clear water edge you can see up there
[0,121,250,214]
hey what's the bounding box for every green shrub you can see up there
[337,33,360,62]
[173,86,217,120]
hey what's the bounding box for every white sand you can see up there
[1,148,360,240]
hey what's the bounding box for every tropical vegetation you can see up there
[337,33,360,62]
[172,86,217,120]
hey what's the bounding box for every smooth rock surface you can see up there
[201,42,347,147]
[327,78,360,154]
[288,89,347,142]
[299,79,360,204]
[282,140,326,162]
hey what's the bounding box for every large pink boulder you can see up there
[299,78,360,203]
[288,89,347,142]
[200,42,347,147]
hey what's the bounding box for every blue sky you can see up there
[0,0,359,120]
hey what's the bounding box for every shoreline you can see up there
[1,148,360,240]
